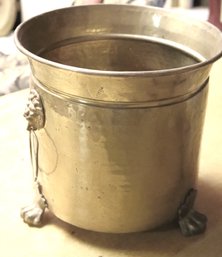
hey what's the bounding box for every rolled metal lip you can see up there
[14,4,222,77]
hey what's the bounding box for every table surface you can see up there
[0,59,222,257]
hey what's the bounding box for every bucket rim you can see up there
[14,4,222,77]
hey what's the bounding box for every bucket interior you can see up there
[40,37,200,71]
[16,5,222,74]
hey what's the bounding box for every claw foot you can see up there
[21,202,46,226]
[21,182,47,226]
[178,189,207,236]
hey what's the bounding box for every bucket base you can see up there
[20,185,207,236]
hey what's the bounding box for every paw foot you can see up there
[178,189,207,236]
[178,209,207,236]
[21,203,46,226]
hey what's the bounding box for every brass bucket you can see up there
[15,5,222,235]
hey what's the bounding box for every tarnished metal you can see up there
[178,189,207,236]
[15,5,222,233]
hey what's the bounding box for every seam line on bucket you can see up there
[31,75,209,109]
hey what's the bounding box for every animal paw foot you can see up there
[178,209,207,236]
[21,203,46,226]
[178,189,207,236]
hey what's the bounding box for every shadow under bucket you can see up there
[15,4,222,236]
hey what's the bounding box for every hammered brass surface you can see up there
[35,80,208,233]
[2,59,222,257]
[14,5,222,232]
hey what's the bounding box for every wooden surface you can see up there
[0,59,222,257]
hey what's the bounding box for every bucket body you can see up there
[15,5,222,233]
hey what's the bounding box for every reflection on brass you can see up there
[178,189,207,236]
[15,5,222,234]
